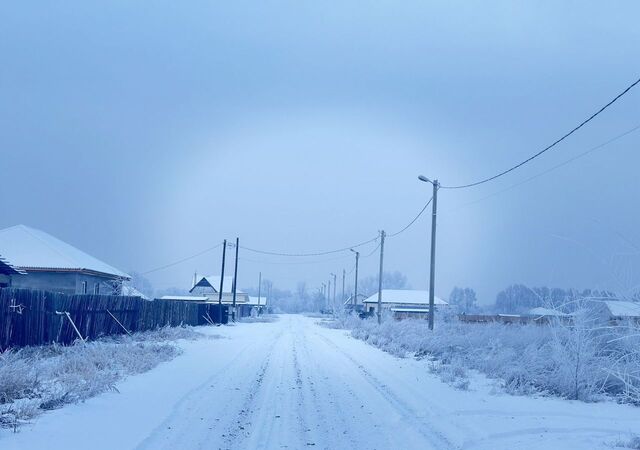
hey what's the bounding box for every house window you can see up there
[94,283,100,294]
[81,281,87,294]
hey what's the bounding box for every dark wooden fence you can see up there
[0,288,228,349]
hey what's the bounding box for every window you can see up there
[81,281,87,294]
[94,283,100,294]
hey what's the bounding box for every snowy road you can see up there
[3,315,639,450]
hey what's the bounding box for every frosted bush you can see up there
[334,313,640,404]
[0,326,205,430]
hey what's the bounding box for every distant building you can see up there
[189,274,250,304]
[587,300,640,324]
[0,225,130,295]
[362,289,448,319]
[241,296,267,316]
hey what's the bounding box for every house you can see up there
[0,225,130,295]
[362,289,448,319]
[588,300,640,324]
[189,274,250,304]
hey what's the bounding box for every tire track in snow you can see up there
[135,339,256,450]
[221,354,272,448]
[314,332,458,450]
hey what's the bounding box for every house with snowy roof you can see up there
[0,225,130,295]
[362,289,448,319]
[187,274,249,304]
[587,299,640,324]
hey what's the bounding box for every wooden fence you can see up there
[0,288,228,349]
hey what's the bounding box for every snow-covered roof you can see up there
[190,275,235,293]
[247,296,267,306]
[160,295,209,302]
[363,290,447,306]
[0,225,129,279]
[603,301,640,317]
[121,285,150,300]
[527,307,568,317]
[0,254,26,275]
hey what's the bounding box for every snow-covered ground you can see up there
[1,315,639,450]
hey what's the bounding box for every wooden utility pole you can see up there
[218,240,227,325]
[232,237,239,322]
[377,230,385,324]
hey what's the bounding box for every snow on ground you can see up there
[1,315,639,450]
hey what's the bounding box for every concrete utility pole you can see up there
[218,239,227,325]
[257,272,262,307]
[350,249,359,308]
[377,230,386,325]
[419,175,439,331]
[341,269,345,305]
[330,273,337,310]
[231,237,239,322]
[327,278,331,311]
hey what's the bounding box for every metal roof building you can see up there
[0,225,129,294]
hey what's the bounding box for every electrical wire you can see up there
[388,197,433,238]
[141,242,223,275]
[237,253,353,266]
[441,76,640,190]
[239,235,379,257]
[444,122,640,213]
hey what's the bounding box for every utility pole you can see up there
[218,240,227,325]
[428,180,439,330]
[377,230,385,324]
[419,175,440,331]
[327,278,331,311]
[231,237,239,322]
[341,269,345,306]
[331,272,337,311]
[257,271,262,314]
[257,272,262,305]
[350,249,359,308]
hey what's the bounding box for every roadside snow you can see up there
[1,315,638,450]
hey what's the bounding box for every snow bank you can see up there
[329,312,640,404]
[0,326,209,430]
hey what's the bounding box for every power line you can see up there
[141,242,223,275]
[441,76,640,190]
[388,197,433,238]
[239,235,379,257]
[445,122,640,213]
[238,253,353,266]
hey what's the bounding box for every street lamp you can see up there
[419,174,439,330]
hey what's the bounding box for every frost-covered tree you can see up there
[448,287,478,313]
[358,271,409,297]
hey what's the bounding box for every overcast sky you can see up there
[2,1,639,302]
